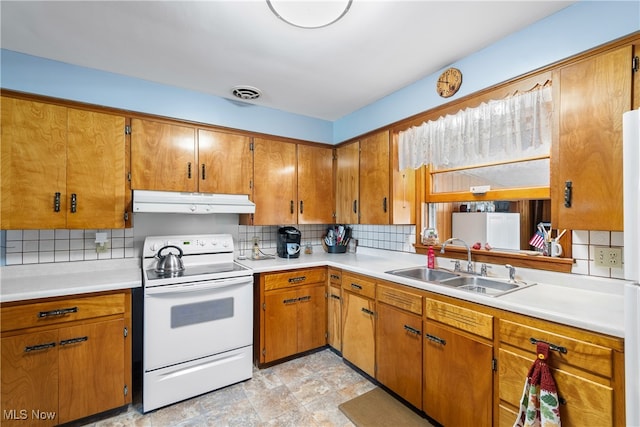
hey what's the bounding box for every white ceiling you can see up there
[0,1,575,121]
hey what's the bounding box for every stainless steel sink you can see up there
[385,267,459,283]
[439,275,534,297]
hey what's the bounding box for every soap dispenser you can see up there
[427,246,436,269]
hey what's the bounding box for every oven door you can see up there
[144,276,253,371]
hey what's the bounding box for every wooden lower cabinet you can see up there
[423,298,494,426]
[497,317,625,427]
[0,290,132,426]
[258,268,327,364]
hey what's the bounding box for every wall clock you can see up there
[436,67,462,98]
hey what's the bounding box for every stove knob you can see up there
[223,241,230,248]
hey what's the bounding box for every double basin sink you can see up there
[385,266,535,297]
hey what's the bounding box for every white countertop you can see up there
[0,258,142,303]
[0,247,626,338]
[237,247,627,338]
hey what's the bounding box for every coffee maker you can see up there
[277,226,302,258]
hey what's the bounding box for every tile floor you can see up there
[82,349,377,427]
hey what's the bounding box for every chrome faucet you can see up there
[505,264,516,283]
[440,238,473,274]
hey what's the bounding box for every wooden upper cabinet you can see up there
[297,144,334,224]
[1,97,68,229]
[1,97,126,229]
[130,118,197,192]
[67,109,126,229]
[197,129,252,195]
[335,141,359,224]
[253,138,297,225]
[552,45,632,231]
[360,130,390,224]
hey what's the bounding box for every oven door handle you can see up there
[145,276,252,295]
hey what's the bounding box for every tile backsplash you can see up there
[1,225,626,281]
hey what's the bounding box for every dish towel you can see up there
[513,342,562,427]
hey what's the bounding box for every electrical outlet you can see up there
[594,247,622,268]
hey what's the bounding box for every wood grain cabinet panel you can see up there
[359,130,390,225]
[335,141,359,224]
[197,129,252,195]
[297,144,334,224]
[130,118,197,192]
[552,45,632,230]
[342,290,375,377]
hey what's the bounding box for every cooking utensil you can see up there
[154,245,185,273]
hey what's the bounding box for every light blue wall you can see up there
[334,1,640,142]
[1,1,638,145]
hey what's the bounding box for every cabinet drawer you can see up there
[377,283,422,315]
[499,348,614,427]
[499,319,613,378]
[425,299,493,339]
[328,268,342,285]
[263,267,327,291]
[342,273,376,298]
[1,293,125,333]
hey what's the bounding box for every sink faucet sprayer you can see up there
[440,238,474,274]
[505,264,516,283]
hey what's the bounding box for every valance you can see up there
[398,85,553,171]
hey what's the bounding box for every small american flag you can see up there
[529,230,546,249]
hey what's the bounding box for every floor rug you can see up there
[338,388,434,427]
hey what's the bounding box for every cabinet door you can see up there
[297,144,334,224]
[1,97,67,229]
[359,130,390,224]
[197,129,252,195]
[423,321,493,427]
[297,283,327,353]
[1,330,59,427]
[342,291,375,377]
[552,45,632,230]
[327,284,342,351]
[335,141,359,224]
[253,138,297,225]
[263,288,299,363]
[58,319,126,424]
[130,118,196,192]
[376,303,422,409]
[67,109,126,229]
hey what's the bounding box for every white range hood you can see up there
[133,190,255,214]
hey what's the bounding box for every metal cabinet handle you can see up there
[330,294,341,300]
[330,274,341,280]
[38,306,78,318]
[24,342,56,353]
[290,200,294,214]
[361,307,375,316]
[297,295,311,302]
[70,193,77,213]
[299,200,304,214]
[283,298,298,304]
[59,336,88,346]
[54,192,61,212]
[353,200,358,214]
[404,325,421,335]
[383,197,387,213]
[187,162,192,179]
[350,283,362,290]
[425,333,446,346]
[201,164,206,180]
[288,276,306,283]
[529,337,568,354]
[564,180,572,208]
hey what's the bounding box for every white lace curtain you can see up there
[398,85,553,171]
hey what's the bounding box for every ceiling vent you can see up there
[231,85,262,100]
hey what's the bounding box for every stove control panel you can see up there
[143,234,234,257]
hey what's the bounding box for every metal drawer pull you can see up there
[54,192,61,212]
[529,337,568,354]
[24,342,56,353]
[60,336,88,346]
[330,294,341,300]
[288,276,306,283]
[70,193,77,213]
[350,283,362,290]
[201,164,206,180]
[38,306,78,318]
[403,325,421,335]
[361,307,375,316]
[425,333,446,346]
[283,298,298,304]
[187,162,192,179]
[330,274,341,280]
[297,295,311,302]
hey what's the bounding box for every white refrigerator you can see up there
[623,108,640,426]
